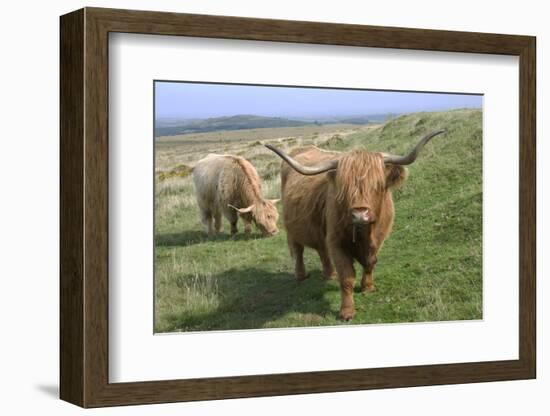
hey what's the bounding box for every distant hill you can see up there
[338,115,372,124]
[338,113,397,124]
[153,113,398,137]
[155,115,313,137]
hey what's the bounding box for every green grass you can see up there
[154,108,482,332]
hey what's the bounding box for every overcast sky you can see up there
[155,81,482,119]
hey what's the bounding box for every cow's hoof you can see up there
[361,285,376,294]
[339,308,356,321]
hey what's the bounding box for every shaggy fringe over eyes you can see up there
[335,150,386,206]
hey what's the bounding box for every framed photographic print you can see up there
[60,7,536,408]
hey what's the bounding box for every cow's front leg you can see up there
[339,267,357,321]
[225,209,239,235]
[200,209,214,235]
[243,219,253,234]
[330,244,356,320]
[214,212,224,234]
[361,253,377,294]
[360,231,380,293]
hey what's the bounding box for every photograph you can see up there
[53,5,539,408]
[153,81,483,333]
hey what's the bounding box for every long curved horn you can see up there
[228,203,255,213]
[264,144,338,175]
[383,129,446,165]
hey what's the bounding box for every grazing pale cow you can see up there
[192,154,279,236]
[266,130,445,320]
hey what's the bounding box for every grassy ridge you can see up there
[154,109,482,332]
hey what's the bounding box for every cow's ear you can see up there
[327,170,337,181]
[385,165,408,189]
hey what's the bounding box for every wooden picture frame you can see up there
[60,7,536,408]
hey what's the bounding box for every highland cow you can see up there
[193,154,280,236]
[266,130,445,320]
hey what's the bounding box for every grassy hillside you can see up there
[154,109,482,332]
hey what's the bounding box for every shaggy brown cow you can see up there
[193,154,279,236]
[266,130,445,320]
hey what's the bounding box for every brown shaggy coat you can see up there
[193,154,279,236]
[280,146,407,320]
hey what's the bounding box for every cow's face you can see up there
[334,151,407,225]
[228,200,280,236]
[253,199,280,236]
